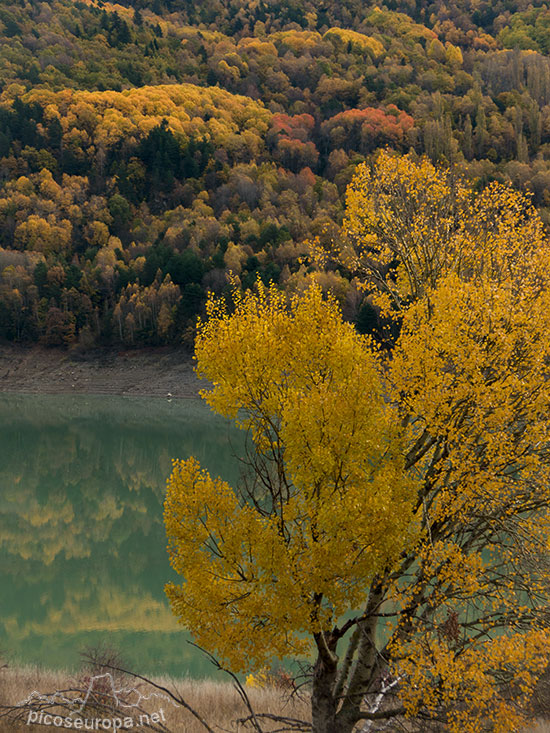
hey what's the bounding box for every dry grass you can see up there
[4,663,549,732]
[0,664,311,732]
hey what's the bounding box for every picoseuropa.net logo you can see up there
[18,672,177,730]
[25,709,166,730]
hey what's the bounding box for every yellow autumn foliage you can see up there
[165,153,550,732]
[323,28,385,59]
[343,149,545,311]
[21,83,271,150]
[270,30,323,54]
[165,284,419,672]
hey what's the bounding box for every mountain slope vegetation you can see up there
[1,0,550,346]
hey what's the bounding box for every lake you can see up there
[0,393,244,678]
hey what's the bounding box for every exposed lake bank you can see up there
[0,345,202,398]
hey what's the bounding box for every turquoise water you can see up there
[0,394,244,678]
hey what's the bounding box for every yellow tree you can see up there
[164,154,550,733]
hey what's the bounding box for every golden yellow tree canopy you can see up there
[165,154,550,732]
[342,150,546,310]
[165,284,419,671]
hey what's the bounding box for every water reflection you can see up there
[0,394,243,677]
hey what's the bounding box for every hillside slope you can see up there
[0,0,550,347]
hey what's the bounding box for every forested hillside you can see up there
[2,0,550,346]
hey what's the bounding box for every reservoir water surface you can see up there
[0,393,243,678]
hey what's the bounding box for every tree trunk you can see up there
[311,655,340,733]
[334,581,387,732]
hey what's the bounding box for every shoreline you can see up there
[0,345,203,399]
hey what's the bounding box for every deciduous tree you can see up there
[165,154,550,733]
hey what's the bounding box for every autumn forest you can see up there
[2,0,550,346]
